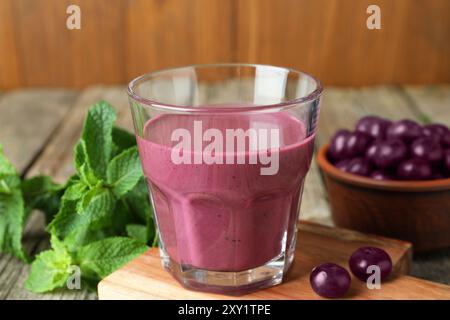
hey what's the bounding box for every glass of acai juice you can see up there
[128,64,323,295]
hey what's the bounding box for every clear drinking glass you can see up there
[128,64,322,295]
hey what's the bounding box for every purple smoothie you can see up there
[137,112,315,272]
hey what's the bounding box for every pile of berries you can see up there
[327,116,450,180]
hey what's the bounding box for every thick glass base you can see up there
[159,247,293,296]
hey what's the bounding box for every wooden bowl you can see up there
[317,144,450,252]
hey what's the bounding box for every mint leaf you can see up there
[107,147,142,197]
[78,164,98,188]
[123,178,156,245]
[0,188,27,261]
[76,186,105,214]
[126,224,148,243]
[112,127,136,154]
[63,229,109,253]
[62,181,87,201]
[0,145,27,261]
[50,187,115,238]
[0,176,15,195]
[76,237,147,279]
[0,145,16,176]
[47,199,77,237]
[74,141,86,172]
[25,236,72,293]
[0,180,10,194]
[0,145,18,195]
[124,178,152,223]
[81,101,116,180]
[110,199,133,235]
[21,176,63,222]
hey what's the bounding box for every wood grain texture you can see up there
[0,0,449,88]
[236,0,450,86]
[11,0,126,87]
[403,85,450,125]
[0,0,234,89]
[101,263,449,299]
[0,0,21,88]
[96,222,449,300]
[0,89,76,172]
[124,0,234,81]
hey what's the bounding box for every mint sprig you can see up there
[25,236,147,293]
[0,101,157,293]
[24,235,73,293]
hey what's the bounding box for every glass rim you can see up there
[127,63,323,113]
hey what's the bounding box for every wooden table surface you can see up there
[0,85,449,300]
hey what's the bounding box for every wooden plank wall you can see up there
[0,0,449,89]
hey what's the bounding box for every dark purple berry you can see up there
[370,170,393,181]
[386,119,422,143]
[442,132,450,148]
[328,129,351,162]
[349,247,392,282]
[310,263,351,298]
[355,116,391,140]
[432,172,444,180]
[444,150,450,174]
[345,132,372,158]
[397,158,432,180]
[423,124,449,137]
[347,158,372,176]
[410,137,443,164]
[366,139,407,169]
[365,144,378,162]
[335,159,350,172]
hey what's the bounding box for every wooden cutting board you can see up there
[98,222,450,300]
